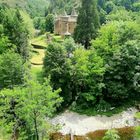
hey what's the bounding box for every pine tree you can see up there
[74,0,100,49]
[1,8,29,60]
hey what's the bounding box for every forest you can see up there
[0,0,140,140]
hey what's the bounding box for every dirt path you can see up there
[51,108,138,135]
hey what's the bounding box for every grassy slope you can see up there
[31,35,47,48]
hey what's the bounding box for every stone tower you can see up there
[54,9,78,36]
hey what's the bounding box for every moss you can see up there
[86,130,106,140]
[117,127,134,140]
[74,135,87,140]
[50,127,134,140]
[86,127,134,140]
[50,132,63,140]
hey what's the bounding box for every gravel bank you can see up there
[51,108,138,135]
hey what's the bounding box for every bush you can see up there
[0,50,26,88]
[103,129,120,140]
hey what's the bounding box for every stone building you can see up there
[54,9,78,36]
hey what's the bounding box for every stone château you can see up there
[54,9,78,36]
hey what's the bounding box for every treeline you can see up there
[34,0,140,34]
[0,0,49,18]
[0,6,62,139]
[0,6,30,88]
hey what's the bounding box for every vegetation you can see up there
[45,14,54,33]
[74,0,100,49]
[0,0,49,18]
[50,127,135,140]
[0,50,26,89]
[0,7,30,60]
[44,21,140,112]
[135,112,140,139]
[0,79,62,139]
[103,129,120,140]
[0,0,140,139]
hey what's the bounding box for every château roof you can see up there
[55,8,78,22]
[71,8,77,16]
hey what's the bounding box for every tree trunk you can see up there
[34,116,39,140]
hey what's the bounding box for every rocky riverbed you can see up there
[51,108,139,135]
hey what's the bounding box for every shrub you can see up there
[103,129,120,140]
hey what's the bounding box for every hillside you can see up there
[0,0,49,17]
[0,0,27,8]
[48,0,81,14]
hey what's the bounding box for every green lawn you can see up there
[30,66,44,83]
[31,34,47,48]
[31,33,63,48]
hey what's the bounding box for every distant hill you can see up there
[0,0,49,17]
[0,0,27,9]
[1,0,139,18]
[48,0,81,14]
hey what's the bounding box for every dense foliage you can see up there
[45,14,54,33]
[43,42,71,105]
[0,50,26,89]
[0,0,49,18]
[0,79,62,139]
[0,0,140,139]
[74,0,100,49]
[44,3,140,112]
[0,7,30,60]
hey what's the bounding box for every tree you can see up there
[33,17,46,32]
[103,129,120,140]
[0,50,26,89]
[105,1,115,14]
[0,8,30,60]
[92,21,140,104]
[71,48,105,108]
[104,41,140,102]
[45,14,54,33]
[106,9,134,22]
[74,0,100,49]
[43,43,71,105]
[92,21,140,61]
[0,79,62,140]
[0,36,13,54]
[62,37,80,57]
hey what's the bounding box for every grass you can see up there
[31,34,47,48]
[52,34,63,43]
[30,48,45,65]
[30,66,44,83]
[31,33,63,48]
